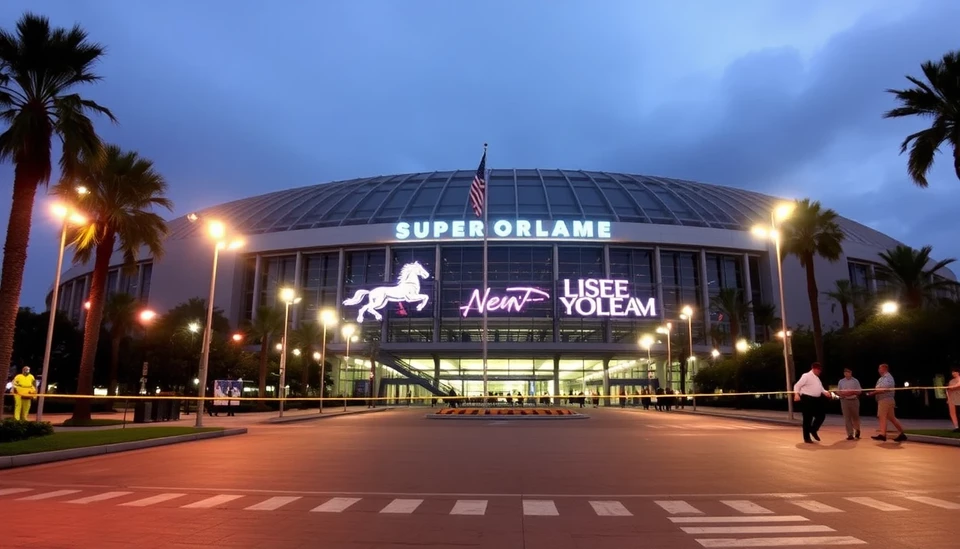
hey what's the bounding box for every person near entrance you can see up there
[947,368,960,432]
[793,363,832,443]
[837,368,862,440]
[12,366,37,421]
[866,363,907,442]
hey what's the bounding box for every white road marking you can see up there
[905,496,960,510]
[655,500,704,514]
[18,489,81,501]
[843,497,908,511]
[722,500,774,514]
[682,525,835,535]
[523,499,559,516]
[0,488,33,496]
[245,496,301,511]
[67,491,132,504]
[450,500,487,515]
[790,500,843,513]
[380,498,423,514]
[670,516,809,524]
[180,494,244,509]
[311,497,361,513]
[120,493,187,507]
[696,536,867,547]
[589,500,632,516]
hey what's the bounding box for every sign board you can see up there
[395,219,612,241]
[213,380,242,407]
[460,278,656,318]
[142,362,149,376]
[343,262,432,323]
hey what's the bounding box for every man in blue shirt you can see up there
[867,363,907,442]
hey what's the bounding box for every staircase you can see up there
[377,351,455,397]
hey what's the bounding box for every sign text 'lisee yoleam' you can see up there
[395,219,612,241]
[458,279,656,318]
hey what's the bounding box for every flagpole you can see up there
[481,143,489,404]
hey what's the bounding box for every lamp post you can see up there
[318,309,337,413]
[752,201,796,420]
[680,305,694,391]
[656,322,672,391]
[341,323,357,411]
[277,287,301,418]
[37,196,88,422]
[137,310,156,396]
[191,216,245,427]
[639,333,654,393]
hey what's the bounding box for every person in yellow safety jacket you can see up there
[12,366,37,421]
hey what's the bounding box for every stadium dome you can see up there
[165,170,900,250]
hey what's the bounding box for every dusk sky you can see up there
[2,0,959,309]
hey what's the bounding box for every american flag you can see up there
[469,149,486,218]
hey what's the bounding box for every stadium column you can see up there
[433,355,440,392]
[602,358,610,407]
[868,264,878,294]
[700,249,711,342]
[382,247,390,343]
[552,245,560,344]
[251,255,262,320]
[742,253,756,341]
[653,246,665,387]
[603,245,612,343]
[433,244,441,343]
[335,249,345,327]
[292,252,303,328]
[552,355,560,405]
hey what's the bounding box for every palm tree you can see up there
[56,146,171,421]
[877,245,957,309]
[289,322,322,393]
[709,288,751,347]
[0,14,115,382]
[102,292,138,395]
[247,306,284,405]
[780,199,845,366]
[883,50,960,186]
[823,280,857,329]
[751,303,778,340]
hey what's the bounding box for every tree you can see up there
[12,307,83,393]
[246,306,284,405]
[0,13,115,389]
[289,322,322,393]
[56,146,172,421]
[823,280,857,329]
[780,199,845,365]
[877,245,957,309]
[752,303,778,341]
[709,288,751,347]
[883,50,960,186]
[102,292,138,395]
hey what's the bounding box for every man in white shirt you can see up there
[793,362,832,443]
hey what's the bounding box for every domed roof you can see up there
[166,169,898,250]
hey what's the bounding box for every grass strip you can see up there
[0,427,224,456]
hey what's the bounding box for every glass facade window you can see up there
[70,276,87,322]
[608,248,659,343]
[848,261,870,292]
[119,268,138,298]
[558,246,604,342]
[388,247,435,343]
[343,249,386,341]
[106,269,119,297]
[660,250,703,344]
[140,264,153,304]
[240,257,256,322]
[259,255,297,315]
[300,252,340,324]
[705,253,744,345]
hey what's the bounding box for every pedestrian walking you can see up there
[11,366,36,421]
[837,368,862,440]
[793,362,832,443]
[946,368,960,432]
[866,363,907,442]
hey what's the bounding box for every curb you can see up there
[0,428,247,470]
[426,413,589,421]
[263,407,388,424]
[904,434,960,448]
[675,408,799,426]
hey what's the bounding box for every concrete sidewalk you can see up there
[674,405,955,430]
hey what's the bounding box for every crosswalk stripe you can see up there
[696,536,867,547]
[523,499,559,516]
[67,491,132,504]
[905,496,960,510]
[380,498,423,514]
[655,500,704,514]
[843,497,908,511]
[722,500,774,514]
[245,496,301,511]
[682,525,835,535]
[311,497,361,513]
[589,500,632,516]
[790,500,843,513]
[450,500,487,515]
[17,489,81,501]
[120,493,186,507]
[0,488,33,496]
[180,494,244,509]
[670,516,809,524]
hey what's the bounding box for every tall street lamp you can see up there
[656,322,672,390]
[679,305,695,393]
[318,309,337,414]
[639,334,654,389]
[752,201,796,420]
[191,216,244,427]
[278,287,301,418]
[341,323,357,411]
[38,197,88,421]
[137,309,156,395]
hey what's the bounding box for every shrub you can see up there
[0,418,55,443]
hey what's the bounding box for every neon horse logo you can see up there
[342,261,430,322]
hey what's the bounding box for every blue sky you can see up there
[2,0,959,308]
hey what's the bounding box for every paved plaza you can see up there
[1,408,956,548]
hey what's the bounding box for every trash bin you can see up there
[133,401,154,423]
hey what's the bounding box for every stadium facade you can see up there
[52,170,956,400]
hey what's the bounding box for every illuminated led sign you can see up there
[458,279,656,318]
[395,219,612,241]
[343,262,430,322]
